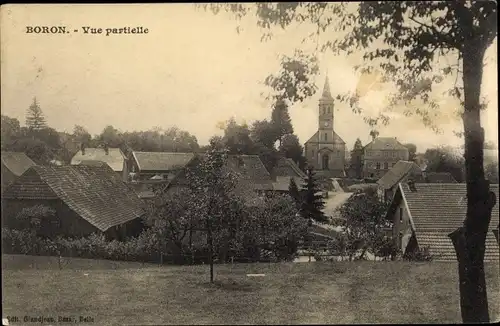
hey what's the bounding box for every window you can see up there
[312,150,315,158]
[383,162,389,170]
[399,207,403,222]
[376,162,381,170]
[324,133,327,141]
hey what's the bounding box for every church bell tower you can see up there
[318,75,334,143]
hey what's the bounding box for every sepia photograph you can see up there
[1,2,498,325]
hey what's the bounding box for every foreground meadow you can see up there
[2,254,499,325]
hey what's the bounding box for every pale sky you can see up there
[1,4,498,152]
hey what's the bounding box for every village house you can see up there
[2,165,146,240]
[1,151,37,192]
[385,182,499,261]
[130,151,197,182]
[127,151,198,200]
[376,160,457,201]
[168,153,274,195]
[362,136,409,179]
[70,145,129,182]
[304,75,347,178]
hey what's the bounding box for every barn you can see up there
[2,164,146,240]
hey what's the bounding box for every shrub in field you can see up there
[404,246,433,262]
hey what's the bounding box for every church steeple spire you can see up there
[321,73,333,100]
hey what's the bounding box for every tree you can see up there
[483,141,497,150]
[98,125,123,148]
[206,3,498,321]
[163,127,200,152]
[484,162,499,184]
[185,139,241,283]
[288,177,302,209]
[349,138,364,179]
[403,143,417,162]
[249,119,282,172]
[300,167,326,223]
[271,99,294,146]
[15,204,57,238]
[146,187,200,264]
[220,117,255,154]
[1,115,21,149]
[7,138,54,164]
[424,146,465,182]
[336,189,391,261]
[73,125,92,145]
[25,97,47,131]
[250,119,279,148]
[279,134,307,171]
[243,193,307,261]
[369,130,379,141]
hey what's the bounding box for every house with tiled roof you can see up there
[130,151,197,181]
[376,160,457,201]
[362,137,409,179]
[386,182,499,262]
[2,165,146,240]
[163,153,274,206]
[71,146,128,181]
[1,151,37,192]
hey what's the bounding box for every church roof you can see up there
[305,130,346,145]
[320,75,333,101]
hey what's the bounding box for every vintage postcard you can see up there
[1,3,498,325]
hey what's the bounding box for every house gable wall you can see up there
[391,196,413,254]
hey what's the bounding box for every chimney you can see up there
[104,143,109,155]
[80,143,86,155]
[407,179,416,192]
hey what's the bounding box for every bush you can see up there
[1,228,161,263]
[404,246,433,262]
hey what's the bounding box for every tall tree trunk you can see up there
[448,44,496,324]
[207,219,214,283]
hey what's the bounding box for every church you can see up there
[304,75,346,178]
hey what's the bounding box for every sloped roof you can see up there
[1,152,37,176]
[272,157,307,179]
[364,137,408,151]
[377,160,421,190]
[272,176,305,192]
[415,231,499,262]
[132,151,196,172]
[401,183,499,232]
[71,148,126,172]
[305,130,346,145]
[398,183,499,261]
[224,154,272,181]
[193,153,274,192]
[77,160,108,167]
[2,165,146,231]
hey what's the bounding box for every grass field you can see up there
[2,254,500,325]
